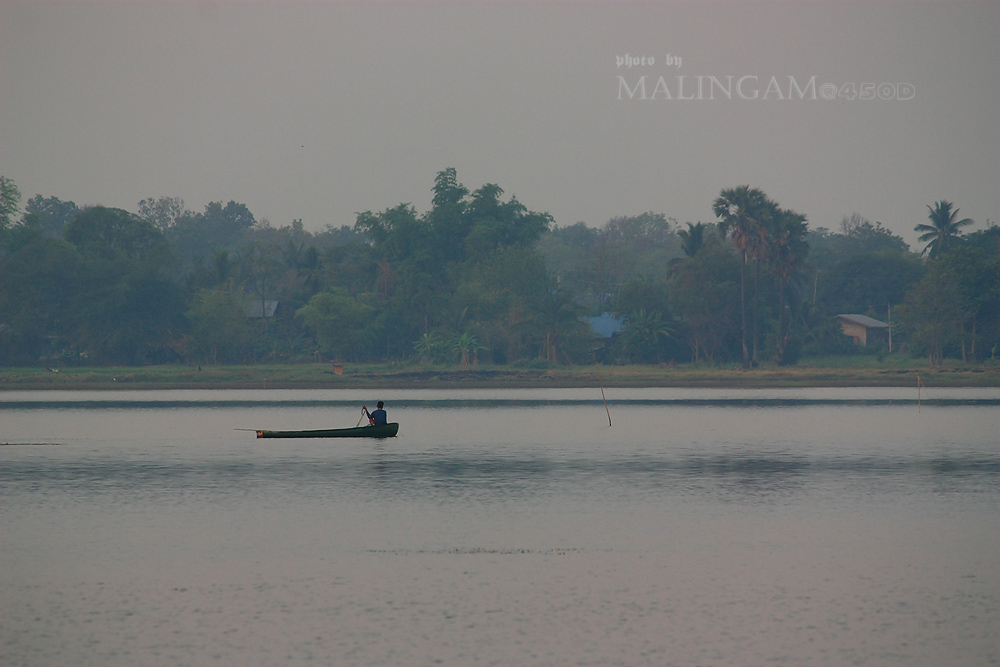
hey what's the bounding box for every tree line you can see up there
[0,171,997,368]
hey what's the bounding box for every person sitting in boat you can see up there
[363,401,387,426]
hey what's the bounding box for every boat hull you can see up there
[256,423,399,439]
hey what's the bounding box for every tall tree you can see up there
[355,204,426,267]
[354,169,554,361]
[713,185,770,368]
[0,176,22,246]
[23,195,80,238]
[536,222,601,299]
[678,222,708,257]
[612,275,672,321]
[451,246,550,363]
[463,184,552,260]
[916,201,973,258]
[0,236,81,364]
[839,214,910,255]
[958,228,1000,360]
[186,287,251,364]
[667,246,741,363]
[167,200,257,269]
[137,196,186,231]
[898,260,967,365]
[932,246,1000,360]
[428,167,470,264]
[807,215,910,273]
[431,167,469,210]
[767,209,809,364]
[63,207,184,364]
[64,206,169,264]
[296,288,376,362]
[749,200,780,365]
[237,242,283,325]
[818,251,925,320]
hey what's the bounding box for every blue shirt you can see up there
[369,409,387,426]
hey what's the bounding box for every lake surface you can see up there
[2,387,998,666]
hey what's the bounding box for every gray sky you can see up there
[2,0,997,249]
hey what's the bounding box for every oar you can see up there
[356,405,368,427]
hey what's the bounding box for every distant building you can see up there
[835,314,889,346]
[584,313,624,339]
[245,299,279,318]
[584,313,624,361]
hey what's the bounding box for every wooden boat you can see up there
[256,423,399,439]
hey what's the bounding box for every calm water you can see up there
[2,388,998,666]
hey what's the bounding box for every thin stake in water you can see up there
[594,354,612,427]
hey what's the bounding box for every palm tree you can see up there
[413,331,445,363]
[678,222,708,257]
[916,201,973,259]
[749,201,780,366]
[620,309,674,363]
[767,209,809,364]
[281,239,321,296]
[451,331,487,366]
[713,186,770,368]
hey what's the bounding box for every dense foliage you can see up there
[1,171,997,367]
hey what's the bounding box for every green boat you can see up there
[256,423,399,439]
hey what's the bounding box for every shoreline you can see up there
[2,363,998,390]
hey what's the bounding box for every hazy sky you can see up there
[2,0,997,249]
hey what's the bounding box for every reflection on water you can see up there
[3,452,998,504]
[3,385,999,410]
[1,389,998,666]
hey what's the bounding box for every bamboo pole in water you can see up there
[594,354,612,427]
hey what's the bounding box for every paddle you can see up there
[357,405,368,427]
